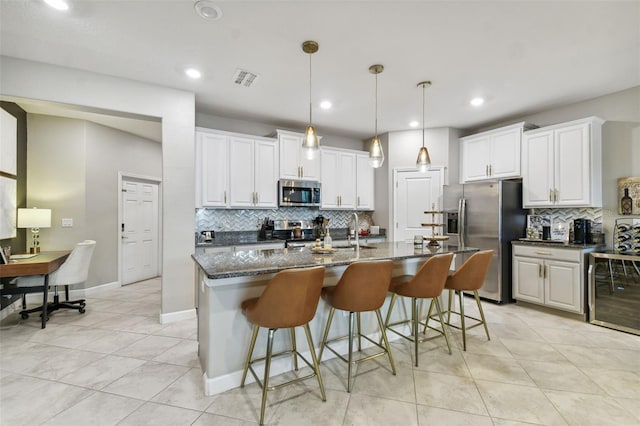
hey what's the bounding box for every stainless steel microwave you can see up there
[278,180,321,207]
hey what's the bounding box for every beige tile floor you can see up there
[1,278,640,425]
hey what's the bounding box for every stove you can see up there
[271,220,317,247]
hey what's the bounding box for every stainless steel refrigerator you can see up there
[443,180,526,303]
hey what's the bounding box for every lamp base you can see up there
[30,247,40,254]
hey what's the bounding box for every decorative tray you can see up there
[310,247,337,254]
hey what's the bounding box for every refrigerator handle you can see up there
[458,198,466,247]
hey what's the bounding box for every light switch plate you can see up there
[61,218,73,228]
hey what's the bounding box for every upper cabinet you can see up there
[522,117,604,208]
[460,122,533,183]
[276,129,321,181]
[197,129,229,208]
[196,128,279,209]
[320,147,374,210]
[356,153,375,210]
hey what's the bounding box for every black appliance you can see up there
[259,218,274,240]
[312,215,328,239]
[278,180,321,207]
[271,220,316,247]
[573,218,592,244]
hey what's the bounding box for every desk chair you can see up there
[19,240,96,320]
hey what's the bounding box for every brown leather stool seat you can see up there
[442,250,494,351]
[384,253,454,367]
[318,260,395,392]
[240,266,326,425]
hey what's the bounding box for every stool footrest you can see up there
[323,333,389,365]
[247,348,318,392]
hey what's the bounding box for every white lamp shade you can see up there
[17,208,51,228]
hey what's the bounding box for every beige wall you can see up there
[27,115,162,288]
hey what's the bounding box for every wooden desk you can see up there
[0,251,70,329]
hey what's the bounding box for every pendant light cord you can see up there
[309,53,313,124]
[375,72,378,137]
[421,83,426,148]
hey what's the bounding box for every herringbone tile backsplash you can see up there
[196,208,374,232]
[533,207,603,226]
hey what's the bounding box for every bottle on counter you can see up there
[323,230,332,248]
[621,187,632,215]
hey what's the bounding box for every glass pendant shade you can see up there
[302,124,319,160]
[369,136,384,168]
[416,146,431,172]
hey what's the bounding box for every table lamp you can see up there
[17,207,52,254]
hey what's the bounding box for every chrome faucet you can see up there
[352,212,359,252]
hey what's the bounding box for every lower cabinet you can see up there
[202,242,285,254]
[512,244,592,314]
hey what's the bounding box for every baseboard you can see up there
[160,308,196,324]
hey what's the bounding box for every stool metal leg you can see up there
[241,325,260,387]
[412,297,419,367]
[459,291,467,351]
[290,328,299,371]
[357,312,362,352]
[319,307,335,362]
[260,328,276,425]
[303,324,326,401]
[433,298,452,355]
[474,290,490,341]
[447,289,454,324]
[347,311,355,392]
[375,309,396,375]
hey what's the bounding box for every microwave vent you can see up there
[233,68,259,87]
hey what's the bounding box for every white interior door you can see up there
[394,169,443,242]
[121,177,159,285]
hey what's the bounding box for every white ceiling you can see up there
[1,1,638,141]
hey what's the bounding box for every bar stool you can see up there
[318,260,395,392]
[240,266,326,425]
[384,253,454,367]
[443,250,493,351]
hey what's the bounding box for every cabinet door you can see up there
[545,259,582,313]
[338,152,357,209]
[490,128,521,179]
[301,149,321,180]
[200,132,229,207]
[279,133,302,179]
[229,136,255,208]
[356,153,375,210]
[522,130,555,207]
[461,135,491,182]
[513,256,545,304]
[320,149,340,208]
[254,138,279,208]
[554,123,591,206]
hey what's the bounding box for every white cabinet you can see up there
[356,153,375,210]
[513,244,593,314]
[460,122,531,182]
[196,128,278,209]
[229,135,278,208]
[202,242,285,254]
[522,117,604,208]
[197,129,229,208]
[276,129,320,180]
[320,148,374,211]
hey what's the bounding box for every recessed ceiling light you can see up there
[409,121,419,128]
[320,100,332,110]
[470,97,485,107]
[185,68,202,79]
[43,0,69,11]
[194,0,222,20]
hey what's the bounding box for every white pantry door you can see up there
[394,169,443,242]
[121,177,159,285]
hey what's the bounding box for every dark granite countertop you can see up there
[192,241,477,279]
[512,239,604,250]
[196,228,387,248]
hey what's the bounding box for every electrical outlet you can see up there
[61,218,73,228]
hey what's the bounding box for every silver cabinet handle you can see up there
[543,265,547,279]
[301,166,304,177]
[535,251,552,255]
[549,189,553,202]
[224,191,227,203]
[486,165,489,176]
[489,164,492,176]
[357,196,360,206]
[255,192,259,204]
[538,263,542,278]
[554,189,558,202]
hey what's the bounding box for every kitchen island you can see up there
[192,241,478,396]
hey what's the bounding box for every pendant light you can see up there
[416,81,432,172]
[302,40,320,160]
[368,64,384,168]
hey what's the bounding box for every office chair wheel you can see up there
[20,313,29,320]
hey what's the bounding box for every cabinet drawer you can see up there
[512,245,581,262]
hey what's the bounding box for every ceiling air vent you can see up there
[233,69,259,87]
